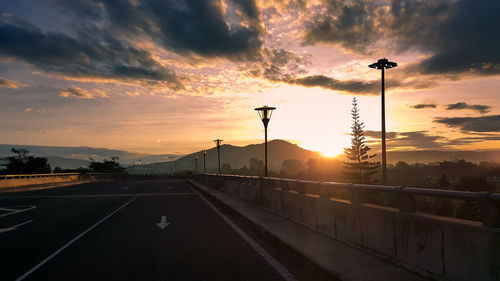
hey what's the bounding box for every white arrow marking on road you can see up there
[156,216,170,229]
[0,220,33,234]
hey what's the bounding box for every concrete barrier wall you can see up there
[0,174,79,188]
[195,174,500,281]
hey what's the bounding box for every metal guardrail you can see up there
[0,173,78,180]
[200,173,500,202]
[0,172,126,180]
[198,173,500,227]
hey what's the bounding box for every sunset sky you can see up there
[0,0,499,157]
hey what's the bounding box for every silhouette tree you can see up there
[438,174,451,189]
[2,148,51,174]
[88,156,125,173]
[281,159,304,176]
[249,158,264,176]
[343,97,380,184]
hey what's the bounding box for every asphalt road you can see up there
[0,179,330,281]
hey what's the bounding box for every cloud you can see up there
[303,0,381,53]
[245,48,311,80]
[452,135,500,145]
[410,103,436,109]
[49,0,264,61]
[284,75,379,94]
[0,15,182,88]
[434,115,500,132]
[365,130,448,149]
[58,87,109,99]
[24,107,46,113]
[0,77,26,88]
[279,73,438,95]
[304,0,500,75]
[445,102,491,114]
[365,129,500,149]
[364,130,398,139]
[407,0,500,75]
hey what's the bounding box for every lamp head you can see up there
[368,58,398,69]
[254,105,276,127]
[213,139,223,147]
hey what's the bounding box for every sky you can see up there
[0,0,499,157]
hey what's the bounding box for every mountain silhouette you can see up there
[128,140,322,174]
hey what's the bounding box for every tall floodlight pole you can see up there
[255,105,276,177]
[369,58,397,185]
[195,155,198,173]
[202,150,207,173]
[213,139,223,174]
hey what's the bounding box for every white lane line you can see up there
[15,196,137,281]
[188,186,298,281]
[0,206,37,218]
[0,220,33,234]
[0,207,20,212]
[0,193,196,199]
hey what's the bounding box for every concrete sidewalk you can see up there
[188,180,428,281]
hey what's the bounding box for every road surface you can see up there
[0,179,334,281]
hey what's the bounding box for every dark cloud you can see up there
[0,15,182,87]
[284,75,379,94]
[445,102,491,114]
[410,103,437,109]
[279,73,438,95]
[452,135,500,145]
[365,130,447,149]
[409,0,500,75]
[434,115,500,132]
[304,0,500,75]
[0,77,25,88]
[49,0,264,61]
[366,129,500,148]
[364,130,398,139]
[233,0,260,19]
[245,48,310,81]
[303,0,380,52]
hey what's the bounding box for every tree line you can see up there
[0,148,125,174]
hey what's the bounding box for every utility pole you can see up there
[194,155,198,173]
[202,150,207,173]
[168,156,175,176]
[213,139,223,174]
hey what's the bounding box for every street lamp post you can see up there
[369,58,397,185]
[195,155,198,173]
[213,139,223,174]
[255,105,276,177]
[202,150,207,173]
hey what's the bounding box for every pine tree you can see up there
[343,97,380,184]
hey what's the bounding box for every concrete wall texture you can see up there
[197,175,500,281]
